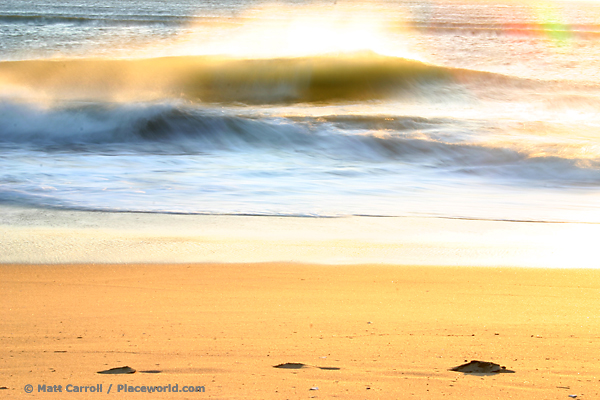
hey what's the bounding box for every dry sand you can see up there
[2,206,600,398]
[2,264,600,399]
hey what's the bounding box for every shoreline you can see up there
[3,204,600,398]
[1,204,599,267]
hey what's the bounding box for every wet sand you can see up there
[2,204,599,267]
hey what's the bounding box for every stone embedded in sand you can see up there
[97,366,136,374]
[273,362,340,371]
[273,363,306,369]
[450,360,506,373]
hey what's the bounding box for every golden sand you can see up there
[2,262,600,399]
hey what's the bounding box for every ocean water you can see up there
[1,0,600,222]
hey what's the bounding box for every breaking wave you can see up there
[1,101,598,187]
[0,53,532,104]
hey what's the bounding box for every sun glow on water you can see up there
[155,3,423,61]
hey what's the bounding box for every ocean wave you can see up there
[0,53,531,104]
[0,13,192,27]
[1,101,598,186]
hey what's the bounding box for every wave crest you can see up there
[0,53,514,104]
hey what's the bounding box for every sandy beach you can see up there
[3,262,600,399]
[3,0,600,397]
[2,206,600,399]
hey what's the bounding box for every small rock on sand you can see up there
[97,366,136,374]
[274,363,306,369]
[450,360,512,374]
[274,362,340,371]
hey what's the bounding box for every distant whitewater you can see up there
[1,0,599,223]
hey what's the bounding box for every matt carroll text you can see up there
[33,383,205,394]
[36,384,103,393]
